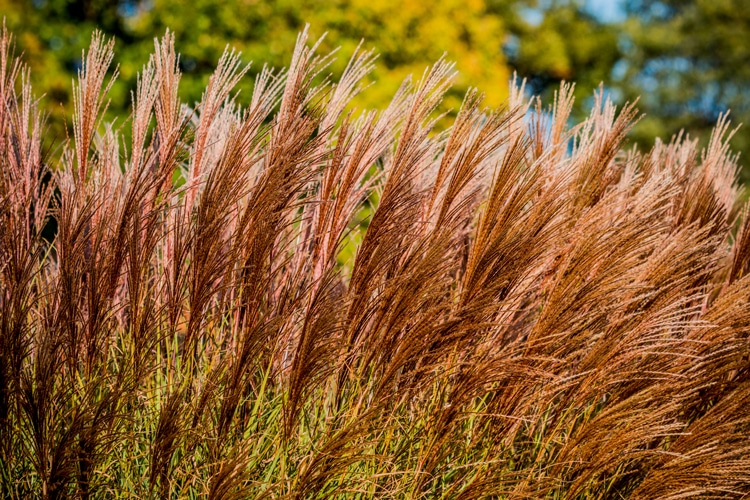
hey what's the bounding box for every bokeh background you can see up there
[3,0,749,179]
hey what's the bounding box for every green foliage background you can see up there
[4,0,750,178]
[1,0,509,124]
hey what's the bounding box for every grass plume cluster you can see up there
[1,25,749,499]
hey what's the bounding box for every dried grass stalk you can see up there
[0,25,748,499]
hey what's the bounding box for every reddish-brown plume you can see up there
[0,24,748,499]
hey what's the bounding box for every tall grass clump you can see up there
[1,24,749,499]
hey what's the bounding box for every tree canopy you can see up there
[1,0,510,121]
[501,0,750,179]
[620,0,750,163]
[3,0,750,177]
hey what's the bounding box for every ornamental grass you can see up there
[1,25,749,499]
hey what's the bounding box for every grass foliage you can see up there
[1,25,749,499]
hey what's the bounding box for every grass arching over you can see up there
[1,25,749,499]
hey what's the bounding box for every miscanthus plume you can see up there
[1,25,749,499]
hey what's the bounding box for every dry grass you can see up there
[1,24,749,499]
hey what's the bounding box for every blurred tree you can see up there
[6,0,749,179]
[1,0,510,135]
[490,0,620,108]
[131,0,511,111]
[618,0,750,175]
[495,0,750,179]
[0,0,141,138]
